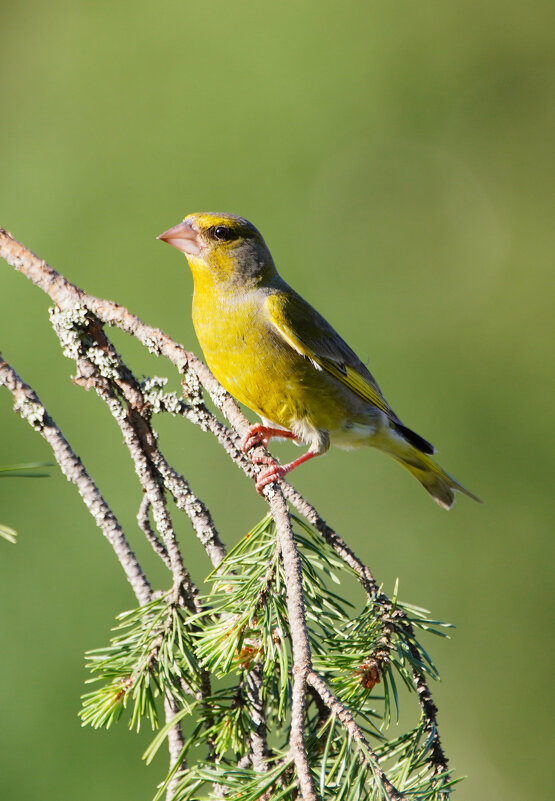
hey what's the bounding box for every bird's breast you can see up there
[191,287,376,442]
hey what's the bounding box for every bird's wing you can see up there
[265,290,396,418]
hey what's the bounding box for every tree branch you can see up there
[307,671,403,801]
[245,662,269,773]
[138,495,172,570]
[144,371,450,775]
[265,490,316,800]
[0,355,152,606]
[164,696,186,801]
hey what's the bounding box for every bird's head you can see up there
[158,212,276,287]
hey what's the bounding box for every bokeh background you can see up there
[1,1,553,799]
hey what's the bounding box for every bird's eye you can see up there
[212,225,235,241]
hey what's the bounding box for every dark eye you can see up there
[212,225,235,241]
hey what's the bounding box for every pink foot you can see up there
[240,425,321,494]
[255,462,289,494]
[254,450,320,494]
[241,424,296,454]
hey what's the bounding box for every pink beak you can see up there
[157,220,202,256]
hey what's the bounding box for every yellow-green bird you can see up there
[158,212,480,509]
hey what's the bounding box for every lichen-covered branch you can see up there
[0,355,152,606]
[138,495,172,569]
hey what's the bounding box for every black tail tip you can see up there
[394,422,434,455]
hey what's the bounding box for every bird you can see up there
[158,212,480,509]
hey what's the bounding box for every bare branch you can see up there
[0,227,246,431]
[164,697,186,801]
[1,228,228,568]
[150,451,226,569]
[245,662,269,773]
[138,494,172,569]
[53,312,197,606]
[0,355,152,606]
[264,489,316,800]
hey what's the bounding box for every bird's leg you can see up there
[254,450,319,494]
[242,424,324,494]
[240,423,297,453]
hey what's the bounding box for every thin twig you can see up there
[55,306,216,601]
[0,355,152,606]
[164,696,186,801]
[307,671,403,801]
[138,494,172,569]
[246,662,269,773]
[0,227,227,574]
[150,452,226,569]
[0,227,243,431]
[265,490,316,801]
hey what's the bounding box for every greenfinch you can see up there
[158,212,479,509]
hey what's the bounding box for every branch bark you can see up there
[265,490,316,800]
[0,355,152,606]
[307,671,402,801]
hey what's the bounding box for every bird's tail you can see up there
[376,425,481,510]
[394,451,481,509]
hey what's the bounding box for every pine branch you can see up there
[307,671,402,801]
[0,226,456,800]
[283,496,450,776]
[245,662,269,772]
[267,491,316,800]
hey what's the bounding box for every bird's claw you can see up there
[255,462,288,494]
[241,424,270,454]
[240,424,297,493]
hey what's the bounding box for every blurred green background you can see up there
[1,1,553,798]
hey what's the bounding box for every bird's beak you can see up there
[157,220,202,256]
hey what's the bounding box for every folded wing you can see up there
[265,290,434,455]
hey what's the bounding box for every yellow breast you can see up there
[191,285,351,438]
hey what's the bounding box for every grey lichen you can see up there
[13,394,47,430]
[211,383,228,411]
[143,334,162,357]
[142,377,188,417]
[49,305,90,361]
[182,368,204,406]
[105,394,127,421]
[50,306,121,381]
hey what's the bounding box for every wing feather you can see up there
[265,291,395,418]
